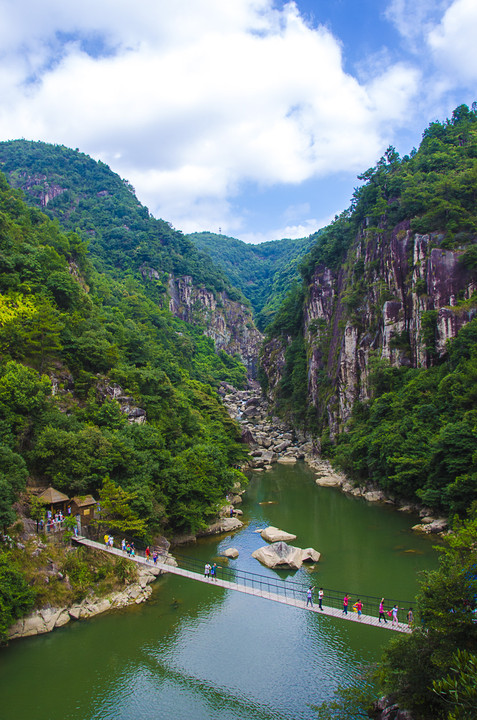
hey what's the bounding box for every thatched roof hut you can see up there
[38,487,69,508]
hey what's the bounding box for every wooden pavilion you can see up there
[38,486,69,513]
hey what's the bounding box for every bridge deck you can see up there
[75,537,411,634]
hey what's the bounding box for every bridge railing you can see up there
[164,549,414,617]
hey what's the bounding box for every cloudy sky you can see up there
[0,0,476,243]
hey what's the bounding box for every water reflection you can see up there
[0,462,438,720]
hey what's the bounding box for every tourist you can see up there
[121,538,126,552]
[306,586,315,607]
[392,604,399,625]
[126,543,131,556]
[230,507,234,517]
[343,593,349,615]
[318,587,324,611]
[211,563,218,581]
[353,599,363,618]
[104,534,109,546]
[108,536,114,548]
[378,598,387,623]
[204,563,211,579]
[407,607,414,628]
[145,546,150,562]
[152,551,158,564]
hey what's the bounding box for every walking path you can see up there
[74,537,412,634]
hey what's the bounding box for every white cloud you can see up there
[385,0,452,42]
[0,0,421,234]
[240,210,338,244]
[427,0,477,84]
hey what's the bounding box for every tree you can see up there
[380,510,477,719]
[94,476,148,538]
[433,649,477,720]
[0,554,36,643]
[0,445,28,531]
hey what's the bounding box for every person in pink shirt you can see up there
[343,593,349,615]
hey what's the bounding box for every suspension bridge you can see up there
[74,536,413,634]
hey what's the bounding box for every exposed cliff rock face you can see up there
[165,273,263,376]
[11,171,66,207]
[261,226,476,434]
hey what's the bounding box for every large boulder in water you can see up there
[261,526,297,543]
[301,547,321,563]
[252,541,304,569]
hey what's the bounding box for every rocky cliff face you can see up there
[164,273,263,377]
[261,223,476,434]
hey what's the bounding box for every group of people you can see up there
[379,598,414,627]
[43,510,65,533]
[306,586,324,610]
[306,588,413,627]
[144,546,160,564]
[204,562,219,580]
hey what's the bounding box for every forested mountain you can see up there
[0,140,262,374]
[0,140,240,297]
[188,231,317,329]
[0,169,249,542]
[261,104,477,517]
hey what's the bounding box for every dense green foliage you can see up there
[262,105,477,513]
[0,140,242,301]
[379,510,477,719]
[333,319,477,514]
[0,169,248,544]
[300,104,477,283]
[188,231,317,329]
[0,551,36,641]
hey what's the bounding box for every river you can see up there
[0,462,439,720]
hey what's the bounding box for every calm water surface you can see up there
[0,463,439,720]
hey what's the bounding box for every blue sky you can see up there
[0,1,476,243]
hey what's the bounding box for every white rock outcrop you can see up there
[8,565,163,641]
[252,541,320,570]
[223,548,239,558]
[260,526,297,543]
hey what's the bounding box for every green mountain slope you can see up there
[188,231,317,329]
[261,103,477,516]
[0,169,248,542]
[0,140,244,303]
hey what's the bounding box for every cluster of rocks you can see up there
[8,564,163,641]
[219,383,313,468]
[411,510,448,534]
[251,526,320,570]
[220,383,449,536]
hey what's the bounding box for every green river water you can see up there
[0,462,439,720]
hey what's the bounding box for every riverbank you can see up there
[5,536,163,642]
[220,382,448,536]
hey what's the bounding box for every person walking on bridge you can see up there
[392,604,399,626]
[306,586,315,607]
[353,599,363,618]
[379,598,387,623]
[343,594,349,615]
[204,563,211,579]
[318,588,324,610]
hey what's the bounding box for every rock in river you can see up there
[260,526,297,543]
[252,541,301,570]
